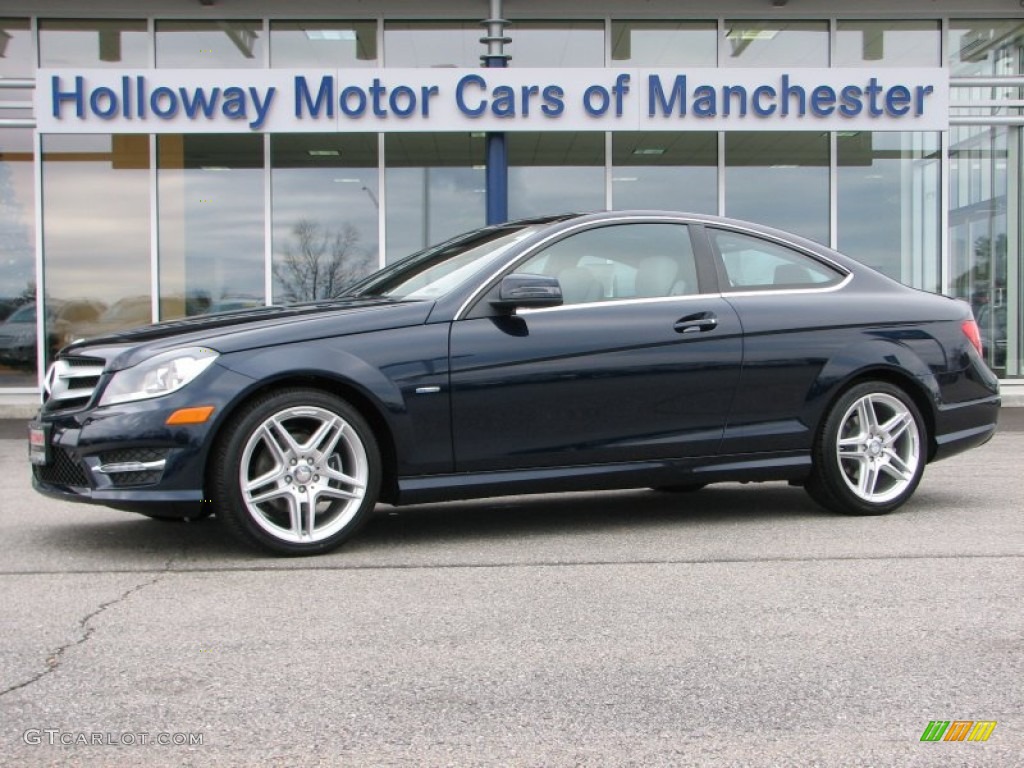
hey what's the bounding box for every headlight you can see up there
[99,347,219,406]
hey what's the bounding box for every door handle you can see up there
[673,312,718,334]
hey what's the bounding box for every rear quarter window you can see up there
[710,229,844,291]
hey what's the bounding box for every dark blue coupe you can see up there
[30,212,1000,555]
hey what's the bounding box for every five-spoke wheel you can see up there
[806,381,926,515]
[213,389,381,555]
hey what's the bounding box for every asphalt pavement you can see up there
[0,412,1020,767]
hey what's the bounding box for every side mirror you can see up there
[490,274,563,313]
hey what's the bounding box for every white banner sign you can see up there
[36,68,949,133]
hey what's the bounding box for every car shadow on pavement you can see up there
[32,481,920,563]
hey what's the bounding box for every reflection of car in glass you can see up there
[70,297,153,344]
[0,303,38,367]
[0,300,104,368]
[205,297,264,314]
[975,304,1006,368]
[30,212,1000,556]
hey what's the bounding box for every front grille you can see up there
[33,447,90,488]
[107,470,163,487]
[42,355,106,413]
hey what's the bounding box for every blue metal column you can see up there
[481,2,510,225]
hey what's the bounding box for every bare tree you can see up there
[273,219,374,303]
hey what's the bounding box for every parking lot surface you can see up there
[1,412,1021,767]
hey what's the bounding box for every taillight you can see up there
[961,319,983,355]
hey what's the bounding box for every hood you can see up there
[62,297,433,371]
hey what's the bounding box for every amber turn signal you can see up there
[166,406,215,425]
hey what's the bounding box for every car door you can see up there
[448,221,743,472]
[706,226,855,455]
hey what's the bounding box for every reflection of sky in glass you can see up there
[42,156,149,306]
[159,169,264,316]
[0,139,35,301]
[509,167,604,219]
[725,133,829,244]
[722,21,828,67]
[384,24,481,67]
[271,169,379,300]
[385,168,485,262]
[383,22,603,67]
[834,21,940,67]
[610,22,717,66]
[40,136,151,370]
[156,21,264,68]
[725,165,828,244]
[270,21,377,67]
[838,132,939,290]
[39,20,150,67]
[612,167,717,213]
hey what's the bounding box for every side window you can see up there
[710,229,843,291]
[514,223,699,306]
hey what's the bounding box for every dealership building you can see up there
[0,0,1022,411]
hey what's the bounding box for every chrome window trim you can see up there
[517,292,711,316]
[454,215,851,321]
[454,214,701,320]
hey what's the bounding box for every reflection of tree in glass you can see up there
[0,160,34,310]
[274,219,374,303]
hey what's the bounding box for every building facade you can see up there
[0,0,1021,397]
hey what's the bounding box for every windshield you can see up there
[347,225,543,300]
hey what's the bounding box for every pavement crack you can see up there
[0,565,168,698]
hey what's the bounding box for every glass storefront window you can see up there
[948,20,1024,76]
[158,134,264,318]
[724,131,829,244]
[949,126,1014,376]
[41,134,151,368]
[507,22,604,67]
[722,21,828,67]
[0,18,32,76]
[610,21,717,67]
[156,20,264,68]
[384,21,603,67]
[838,132,940,291]
[270,21,377,67]
[0,129,36,387]
[385,133,484,262]
[0,18,34,121]
[39,19,149,67]
[271,134,379,303]
[612,132,717,213]
[834,20,940,67]
[384,22,480,67]
[508,132,605,219]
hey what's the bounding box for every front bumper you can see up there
[30,362,253,516]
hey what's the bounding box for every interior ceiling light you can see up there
[304,29,357,41]
[308,149,341,156]
[632,148,666,156]
[725,29,779,41]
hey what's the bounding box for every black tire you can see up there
[805,381,926,516]
[652,483,707,493]
[211,388,382,556]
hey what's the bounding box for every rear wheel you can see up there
[806,381,926,516]
[212,389,381,555]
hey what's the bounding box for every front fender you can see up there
[215,325,453,476]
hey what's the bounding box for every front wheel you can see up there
[805,382,926,516]
[212,389,381,555]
